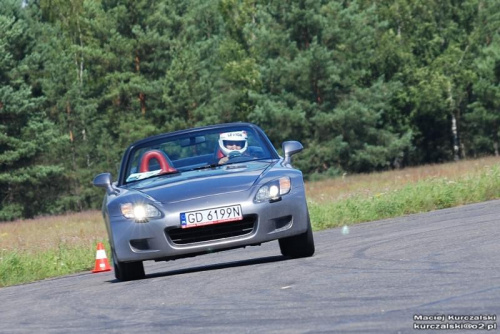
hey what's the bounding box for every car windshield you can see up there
[124,126,274,183]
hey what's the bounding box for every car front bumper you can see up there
[109,185,309,263]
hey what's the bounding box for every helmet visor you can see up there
[223,140,246,148]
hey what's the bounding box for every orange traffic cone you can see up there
[92,242,112,273]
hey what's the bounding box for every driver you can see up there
[218,131,248,164]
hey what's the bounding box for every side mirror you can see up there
[93,173,116,195]
[282,141,303,165]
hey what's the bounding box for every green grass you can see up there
[308,164,500,230]
[0,211,108,287]
[1,157,500,287]
[0,243,101,287]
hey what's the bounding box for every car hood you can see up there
[126,161,275,204]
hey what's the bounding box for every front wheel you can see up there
[113,251,145,281]
[279,215,315,258]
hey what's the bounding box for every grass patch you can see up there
[1,156,500,287]
[307,160,500,229]
[0,244,97,287]
[0,211,108,287]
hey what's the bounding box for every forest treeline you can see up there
[1,0,499,220]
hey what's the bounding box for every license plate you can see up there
[180,205,243,228]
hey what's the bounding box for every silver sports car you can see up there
[93,122,314,281]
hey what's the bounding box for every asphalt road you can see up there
[1,200,499,334]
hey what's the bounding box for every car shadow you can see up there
[108,255,290,283]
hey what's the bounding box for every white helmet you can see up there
[219,131,248,156]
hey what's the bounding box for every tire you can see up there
[279,215,315,258]
[112,251,145,281]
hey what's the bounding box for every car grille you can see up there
[167,215,256,245]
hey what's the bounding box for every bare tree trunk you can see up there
[139,92,146,116]
[66,102,73,143]
[447,81,460,161]
[77,15,83,88]
[451,113,460,161]
[135,52,140,72]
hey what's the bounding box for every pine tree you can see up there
[0,1,64,220]
[37,0,115,210]
[248,0,413,174]
[464,0,500,157]
[373,0,485,163]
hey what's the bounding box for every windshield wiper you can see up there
[188,158,271,172]
[191,163,220,171]
[160,169,181,175]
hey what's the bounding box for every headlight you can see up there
[120,203,161,222]
[254,177,291,202]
